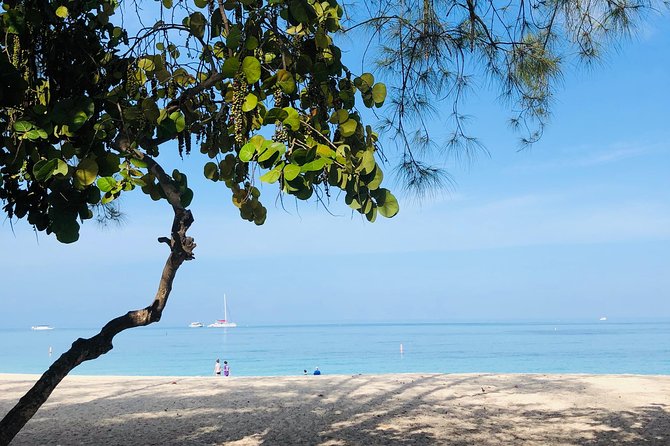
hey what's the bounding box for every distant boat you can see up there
[599,317,607,321]
[208,294,237,328]
[189,322,204,328]
[31,325,54,331]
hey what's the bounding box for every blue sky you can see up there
[1,10,669,328]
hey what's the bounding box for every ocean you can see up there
[1,322,668,377]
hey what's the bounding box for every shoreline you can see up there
[3,371,669,380]
[2,373,669,445]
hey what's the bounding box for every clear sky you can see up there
[1,10,669,329]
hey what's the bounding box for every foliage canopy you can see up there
[0,0,398,244]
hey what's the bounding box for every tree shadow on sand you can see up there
[2,374,669,445]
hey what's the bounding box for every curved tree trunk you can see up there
[0,150,195,445]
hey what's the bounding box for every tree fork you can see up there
[0,158,195,446]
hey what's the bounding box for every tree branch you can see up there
[0,154,195,445]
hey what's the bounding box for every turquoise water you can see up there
[0,322,668,376]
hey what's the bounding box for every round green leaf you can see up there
[372,83,387,106]
[170,111,186,132]
[377,189,399,218]
[241,93,258,112]
[241,56,261,84]
[188,12,206,39]
[13,120,33,132]
[55,6,68,18]
[54,159,69,177]
[339,119,357,137]
[276,70,296,94]
[282,107,301,130]
[137,58,155,72]
[204,162,219,180]
[357,150,375,174]
[75,159,99,186]
[283,164,301,181]
[239,142,257,162]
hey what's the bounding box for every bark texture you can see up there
[0,152,195,446]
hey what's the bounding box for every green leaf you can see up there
[339,119,357,137]
[204,162,219,180]
[181,188,194,207]
[289,0,309,23]
[355,73,374,92]
[358,150,375,174]
[372,83,387,106]
[283,164,301,181]
[54,219,80,244]
[260,165,282,183]
[376,189,399,218]
[55,6,68,18]
[137,58,155,72]
[300,158,327,172]
[33,159,57,182]
[276,70,296,94]
[368,166,384,190]
[75,159,99,186]
[170,111,186,132]
[264,107,288,124]
[282,107,300,130]
[188,12,206,39]
[162,0,173,8]
[241,56,261,84]
[194,0,208,7]
[97,177,118,193]
[366,206,377,223]
[54,160,69,177]
[221,57,240,78]
[226,26,242,49]
[69,98,95,131]
[239,142,257,162]
[13,120,33,132]
[241,93,258,112]
[129,157,148,168]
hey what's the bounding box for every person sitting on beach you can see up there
[313,367,321,375]
[223,360,230,377]
[214,359,221,376]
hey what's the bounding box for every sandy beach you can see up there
[1,373,669,445]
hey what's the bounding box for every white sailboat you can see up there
[208,294,237,328]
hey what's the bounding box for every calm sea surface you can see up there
[0,322,668,376]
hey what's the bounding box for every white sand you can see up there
[1,373,669,445]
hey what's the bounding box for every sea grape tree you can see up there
[0,0,396,442]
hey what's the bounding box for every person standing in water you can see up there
[223,360,230,376]
[214,359,222,376]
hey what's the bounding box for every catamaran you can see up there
[208,294,237,328]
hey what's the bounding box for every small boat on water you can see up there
[31,325,54,331]
[599,316,608,321]
[208,294,237,328]
[189,322,204,328]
